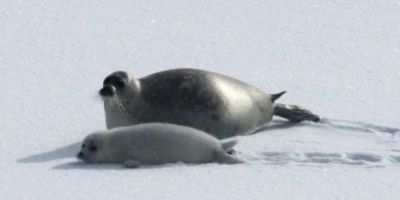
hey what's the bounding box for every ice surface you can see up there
[1,0,400,199]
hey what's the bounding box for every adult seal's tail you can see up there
[99,68,320,139]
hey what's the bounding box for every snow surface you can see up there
[1,0,400,199]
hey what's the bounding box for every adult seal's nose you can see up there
[77,152,84,159]
[99,85,116,97]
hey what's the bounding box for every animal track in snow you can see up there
[346,153,382,162]
[390,155,400,163]
[259,151,397,166]
[304,152,342,164]
[319,118,400,136]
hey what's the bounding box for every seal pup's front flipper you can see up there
[273,103,320,123]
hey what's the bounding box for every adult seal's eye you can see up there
[114,79,125,88]
[90,145,97,152]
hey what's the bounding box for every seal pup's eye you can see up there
[82,144,86,148]
[90,145,97,152]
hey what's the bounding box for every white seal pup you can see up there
[99,68,319,139]
[77,123,243,168]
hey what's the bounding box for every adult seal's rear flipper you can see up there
[273,103,320,123]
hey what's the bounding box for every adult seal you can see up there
[99,68,319,139]
[77,123,243,167]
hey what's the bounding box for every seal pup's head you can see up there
[77,133,115,163]
[99,71,141,112]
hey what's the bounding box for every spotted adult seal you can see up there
[99,68,319,139]
[77,123,243,167]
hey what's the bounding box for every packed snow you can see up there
[1,0,399,199]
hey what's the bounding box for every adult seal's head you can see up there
[99,71,140,99]
[99,71,142,128]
